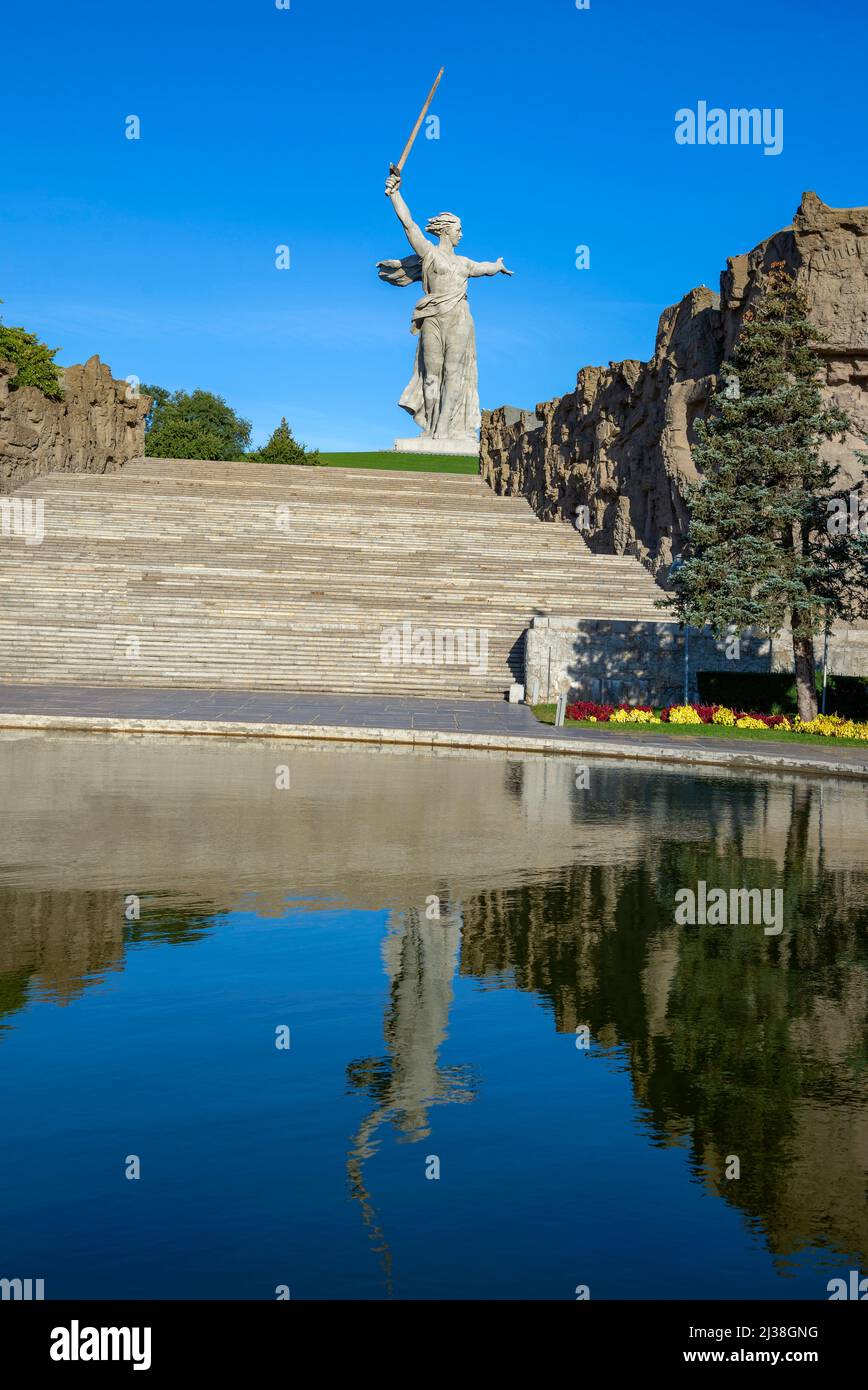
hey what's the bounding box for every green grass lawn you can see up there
[318,451,478,474]
[532,704,868,749]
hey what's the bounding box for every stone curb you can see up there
[1,711,866,781]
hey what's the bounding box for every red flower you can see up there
[566,701,614,722]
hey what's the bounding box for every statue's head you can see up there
[426,212,462,246]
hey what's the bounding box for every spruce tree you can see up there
[253,417,320,466]
[667,261,866,721]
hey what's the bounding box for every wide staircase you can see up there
[0,459,671,698]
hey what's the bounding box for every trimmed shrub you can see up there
[697,670,867,719]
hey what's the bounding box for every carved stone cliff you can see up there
[0,354,149,494]
[481,193,868,577]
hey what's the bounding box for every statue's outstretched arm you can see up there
[385,170,430,259]
[467,257,514,278]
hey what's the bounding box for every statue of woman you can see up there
[378,169,512,447]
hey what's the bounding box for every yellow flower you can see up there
[611,708,660,724]
[799,714,842,736]
[668,705,703,725]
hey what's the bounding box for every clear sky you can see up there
[1,0,865,450]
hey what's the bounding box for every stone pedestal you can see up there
[393,435,479,458]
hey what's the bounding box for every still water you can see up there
[0,732,866,1300]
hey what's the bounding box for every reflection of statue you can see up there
[379,170,512,454]
[345,904,476,1291]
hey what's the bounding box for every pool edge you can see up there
[1,711,866,781]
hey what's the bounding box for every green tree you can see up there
[665,262,866,721]
[250,417,321,466]
[142,385,251,461]
[0,302,64,400]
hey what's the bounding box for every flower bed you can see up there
[563,700,868,740]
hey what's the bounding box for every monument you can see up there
[378,71,512,457]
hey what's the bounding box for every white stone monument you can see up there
[378,169,512,456]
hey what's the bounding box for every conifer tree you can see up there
[252,417,320,466]
[667,262,867,720]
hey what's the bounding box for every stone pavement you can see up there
[0,683,866,780]
[0,683,543,733]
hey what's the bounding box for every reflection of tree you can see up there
[345,906,476,1293]
[0,967,31,1037]
[0,888,216,1034]
[124,899,214,949]
[460,779,868,1269]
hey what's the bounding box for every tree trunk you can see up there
[792,622,818,721]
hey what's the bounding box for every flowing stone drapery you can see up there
[378,247,481,444]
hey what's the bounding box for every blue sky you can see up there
[1,0,865,450]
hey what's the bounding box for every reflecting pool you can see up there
[0,732,866,1299]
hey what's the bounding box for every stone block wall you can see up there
[0,355,149,495]
[526,616,868,707]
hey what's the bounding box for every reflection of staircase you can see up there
[0,459,671,698]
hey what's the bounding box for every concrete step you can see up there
[3,458,672,696]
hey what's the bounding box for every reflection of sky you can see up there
[0,894,862,1300]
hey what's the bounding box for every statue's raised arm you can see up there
[385,170,431,259]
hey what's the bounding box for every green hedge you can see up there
[697,670,868,718]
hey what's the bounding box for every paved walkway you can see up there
[0,683,543,733]
[1,683,866,780]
